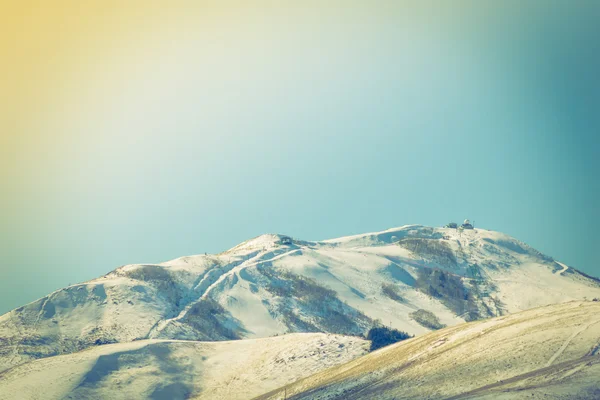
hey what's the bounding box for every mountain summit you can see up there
[1,225,599,372]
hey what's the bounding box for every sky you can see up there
[1,1,599,314]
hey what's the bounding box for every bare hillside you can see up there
[256,301,600,400]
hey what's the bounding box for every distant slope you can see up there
[256,301,600,400]
[0,333,368,400]
[1,226,599,372]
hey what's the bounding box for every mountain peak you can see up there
[1,224,599,375]
[227,233,295,253]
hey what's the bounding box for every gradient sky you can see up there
[1,1,599,314]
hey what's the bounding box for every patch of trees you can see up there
[367,326,412,351]
[409,309,446,330]
[569,268,600,285]
[398,238,458,268]
[88,325,118,346]
[381,283,404,302]
[416,268,481,321]
[124,265,184,308]
[183,298,241,340]
[257,266,372,335]
[94,338,118,346]
[263,269,337,302]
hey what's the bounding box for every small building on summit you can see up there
[279,236,293,245]
[461,219,474,229]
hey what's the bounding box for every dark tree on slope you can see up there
[367,326,412,351]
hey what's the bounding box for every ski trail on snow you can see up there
[555,261,569,275]
[200,248,301,299]
[147,247,301,338]
[545,318,600,367]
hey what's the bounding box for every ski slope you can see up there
[1,225,599,373]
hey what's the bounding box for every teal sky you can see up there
[1,1,599,315]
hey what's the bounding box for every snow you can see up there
[256,301,600,400]
[0,333,369,400]
[321,225,422,247]
[555,261,569,275]
[1,224,599,377]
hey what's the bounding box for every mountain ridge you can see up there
[1,224,599,373]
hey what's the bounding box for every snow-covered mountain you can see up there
[1,225,599,373]
[256,300,600,400]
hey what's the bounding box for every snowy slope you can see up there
[0,333,368,400]
[1,225,599,373]
[256,301,600,400]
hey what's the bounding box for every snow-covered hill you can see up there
[0,333,368,400]
[256,301,600,400]
[1,225,599,373]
